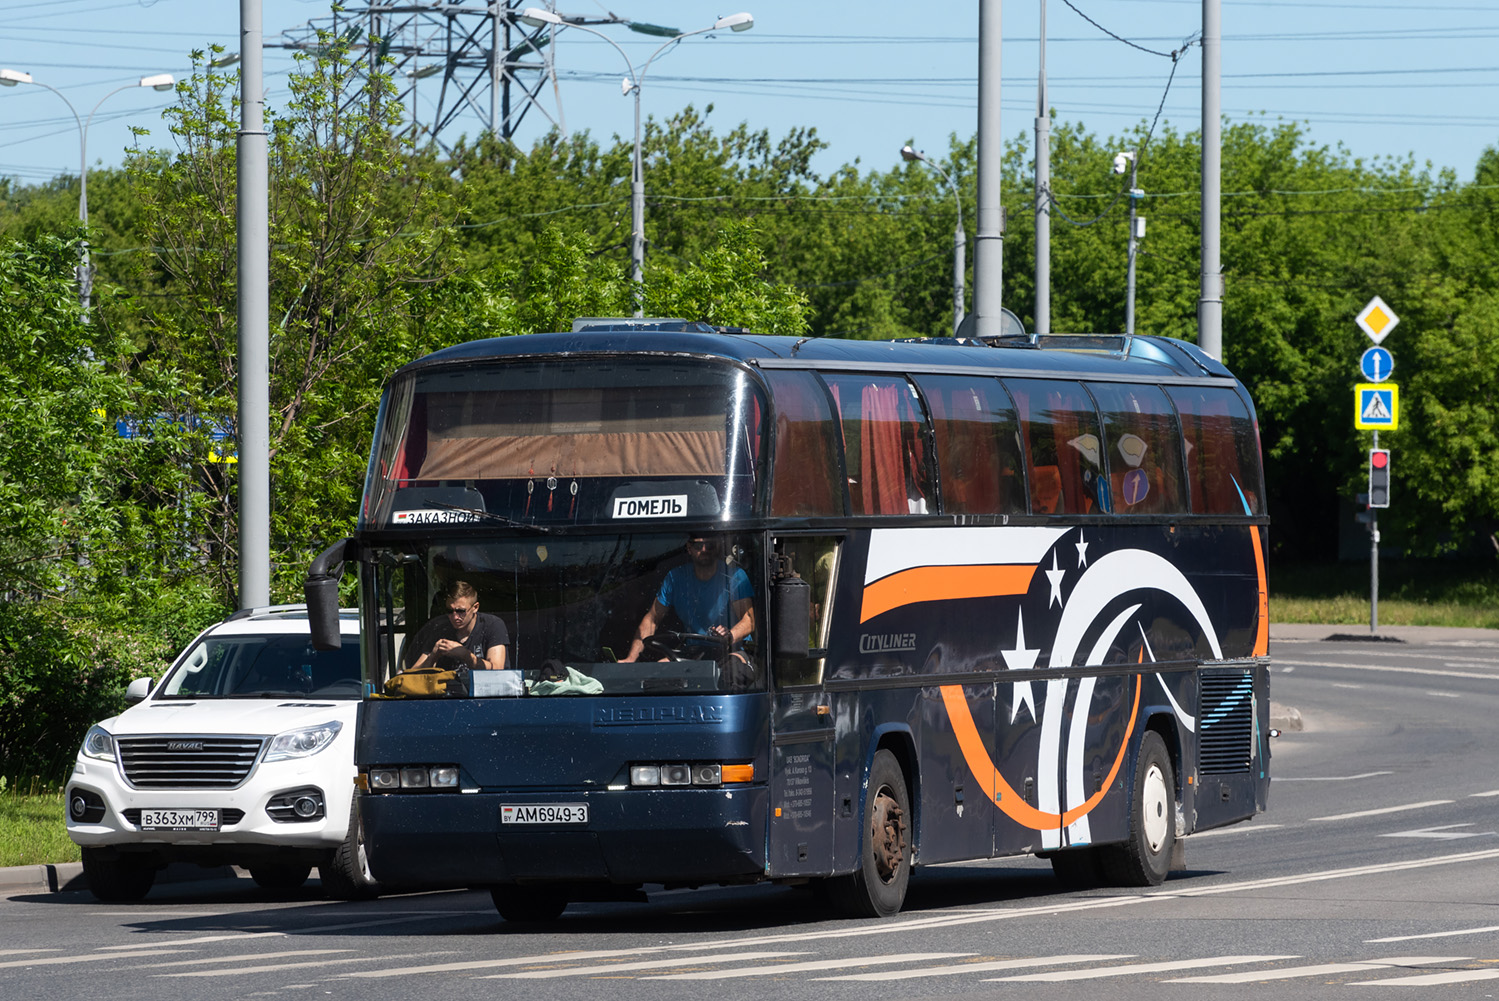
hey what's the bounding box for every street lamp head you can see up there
[713,12,754,31]
[0,68,34,87]
[139,73,175,92]
[900,144,923,164]
[518,7,563,27]
[210,53,242,69]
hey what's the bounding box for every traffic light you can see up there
[1368,448,1391,508]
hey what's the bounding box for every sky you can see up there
[1,0,1498,194]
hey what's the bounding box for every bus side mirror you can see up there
[305,537,353,650]
[771,561,811,659]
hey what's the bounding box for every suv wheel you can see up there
[81,848,156,902]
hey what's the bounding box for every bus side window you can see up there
[766,371,845,517]
[1006,379,1107,515]
[822,374,934,516]
[773,536,839,688]
[1088,383,1187,514]
[1167,386,1264,514]
[912,374,1026,515]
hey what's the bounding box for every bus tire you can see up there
[1100,730,1174,887]
[491,886,568,922]
[321,802,381,901]
[81,848,156,902]
[250,864,312,890]
[828,749,911,918]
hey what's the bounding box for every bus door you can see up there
[768,536,840,876]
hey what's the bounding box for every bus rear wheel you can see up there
[491,886,568,922]
[827,749,911,918]
[1099,730,1175,887]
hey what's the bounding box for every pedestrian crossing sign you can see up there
[1354,383,1399,430]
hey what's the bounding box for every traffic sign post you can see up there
[1354,296,1400,634]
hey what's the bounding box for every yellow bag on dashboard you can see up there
[383,666,469,698]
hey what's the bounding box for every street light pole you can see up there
[0,69,174,318]
[901,145,965,335]
[518,9,753,316]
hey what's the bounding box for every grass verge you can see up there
[0,783,78,869]
[1270,559,1499,629]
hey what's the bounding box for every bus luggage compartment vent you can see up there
[1197,670,1253,775]
[117,736,266,788]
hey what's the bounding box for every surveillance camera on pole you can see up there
[1112,150,1134,175]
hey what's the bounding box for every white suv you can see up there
[64,605,377,901]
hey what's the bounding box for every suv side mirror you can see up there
[124,676,154,705]
[305,537,353,650]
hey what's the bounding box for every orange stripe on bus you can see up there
[938,675,1140,831]
[860,564,1037,624]
[1251,525,1269,657]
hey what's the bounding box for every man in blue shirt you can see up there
[622,535,756,684]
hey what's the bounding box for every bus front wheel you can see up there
[1099,730,1175,886]
[827,749,911,918]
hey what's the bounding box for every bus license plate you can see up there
[140,808,220,831]
[501,803,588,825]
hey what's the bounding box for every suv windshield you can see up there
[365,532,765,697]
[159,632,363,700]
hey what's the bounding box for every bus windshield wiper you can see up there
[425,502,553,533]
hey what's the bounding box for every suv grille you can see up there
[1198,670,1254,775]
[117,736,265,788]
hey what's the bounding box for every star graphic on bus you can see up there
[1045,550,1066,607]
[1002,609,1040,722]
[1075,530,1090,567]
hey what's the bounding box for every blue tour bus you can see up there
[306,319,1271,920]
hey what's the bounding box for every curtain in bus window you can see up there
[1088,382,1187,514]
[1006,379,1107,515]
[1167,386,1263,514]
[823,374,933,516]
[766,371,845,517]
[913,374,1025,514]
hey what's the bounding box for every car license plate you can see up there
[140,808,220,832]
[501,803,588,825]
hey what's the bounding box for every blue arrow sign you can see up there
[1361,346,1394,383]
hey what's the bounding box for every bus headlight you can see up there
[366,765,460,791]
[629,762,752,787]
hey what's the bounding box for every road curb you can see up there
[1268,701,1303,732]
[0,861,241,896]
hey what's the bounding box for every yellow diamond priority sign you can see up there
[1356,296,1399,345]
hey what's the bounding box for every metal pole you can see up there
[1199,0,1223,359]
[1125,154,1138,337]
[238,0,271,609]
[953,216,966,335]
[631,80,644,314]
[1034,0,1049,335]
[973,0,1003,337]
[1370,429,1380,633]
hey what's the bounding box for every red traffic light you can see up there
[1370,449,1389,469]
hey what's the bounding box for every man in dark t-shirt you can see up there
[406,580,510,672]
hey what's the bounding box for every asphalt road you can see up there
[6,625,1499,1001]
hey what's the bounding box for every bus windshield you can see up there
[362,358,766,528]
[362,532,766,697]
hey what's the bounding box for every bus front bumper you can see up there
[360,785,769,889]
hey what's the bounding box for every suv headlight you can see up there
[264,720,343,761]
[81,725,116,762]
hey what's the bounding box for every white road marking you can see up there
[1311,800,1452,822]
[1382,824,1494,841]
[642,952,972,980]
[156,951,439,977]
[1274,659,1499,682]
[1354,967,1499,986]
[1426,691,1462,698]
[1368,925,1499,943]
[987,955,1299,982]
[101,932,286,950]
[1275,772,1393,782]
[483,951,810,978]
[0,949,61,957]
[130,950,350,969]
[1151,847,1499,898]
[341,946,736,979]
[1188,824,1284,838]
[1170,956,1467,984]
[1469,790,1499,798]
[0,949,194,969]
[813,954,1132,981]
